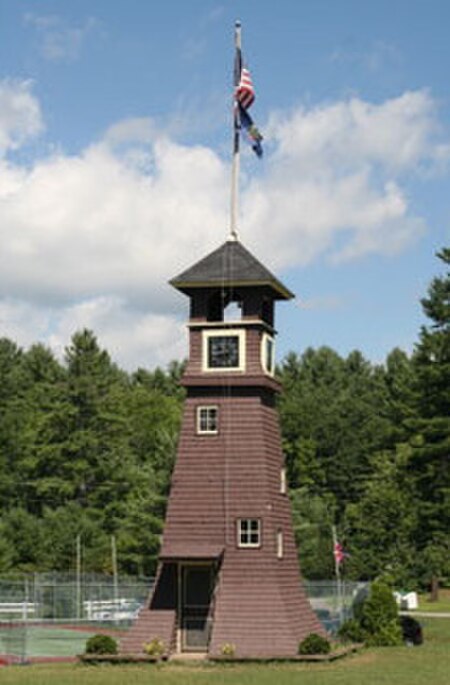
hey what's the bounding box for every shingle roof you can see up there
[170,239,294,300]
[159,541,224,560]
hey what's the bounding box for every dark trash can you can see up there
[400,615,423,646]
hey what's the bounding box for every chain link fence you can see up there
[305,579,368,633]
[0,573,153,664]
[0,574,367,663]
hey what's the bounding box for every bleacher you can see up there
[83,598,141,621]
[0,602,37,619]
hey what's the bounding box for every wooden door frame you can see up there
[177,562,214,653]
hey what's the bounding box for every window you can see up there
[203,329,246,372]
[197,406,218,434]
[280,467,287,495]
[261,333,275,375]
[237,519,261,548]
[276,530,284,559]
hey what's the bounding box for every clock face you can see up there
[208,335,240,368]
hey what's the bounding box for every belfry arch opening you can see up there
[224,299,242,322]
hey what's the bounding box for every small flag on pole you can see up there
[333,541,348,566]
[234,42,263,158]
[239,106,263,158]
[236,67,255,108]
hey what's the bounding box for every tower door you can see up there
[181,564,214,651]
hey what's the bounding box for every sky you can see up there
[0,0,449,371]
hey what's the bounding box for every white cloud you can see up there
[47,297,187,370]
[104,118,159,146]
[0,89,447,368]
[268,90,439,172]
[0,79,43,154]
[0,135,229,306]
[0,299,53,347]
[0,120,227,368]
[0,296,186,371]
[24,13,98,62]
[242,90,442,268]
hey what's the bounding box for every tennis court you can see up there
[0,622,125,663]
[0,576,361,664]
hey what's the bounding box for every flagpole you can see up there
[229,20,241,242]
[332,525,343,623]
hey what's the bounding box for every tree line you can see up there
[0,249,448,591]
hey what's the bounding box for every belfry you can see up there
[121,237,324,657]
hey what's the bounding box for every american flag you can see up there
[234,46,263,158]
[236,67,255,109]
[333,541,348,566]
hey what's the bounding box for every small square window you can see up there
[237,519,261,548]
[197,406,218,434]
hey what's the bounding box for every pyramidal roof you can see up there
[170,239,294,300]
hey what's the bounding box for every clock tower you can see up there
[121,238,324,658]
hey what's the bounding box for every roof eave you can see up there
[170,279,294,300]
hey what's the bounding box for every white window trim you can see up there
[261,332,275,376]
[277,529,284,559]
[202,329,246,372]
[237,518,261,548]
[196,406,219,435]
[280,466,287,495]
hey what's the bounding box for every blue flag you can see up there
[239,104,263,158]
[234,46,263,158]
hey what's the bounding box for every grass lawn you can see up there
[418,588,450,613]
[0,618,448,685]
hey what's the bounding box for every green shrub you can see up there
[298,632,331,655]
[85,634,118,655]
[338,618,366,643]
[357,579,402,646]
[361,580,398,632]
[220,643,236,657]
[142,637,165,657]
[365,621,403,646]
[339,581,404,647]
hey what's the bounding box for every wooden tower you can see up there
[121,238,324,658]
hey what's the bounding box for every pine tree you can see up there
[410,248,450,598]
[0,339,32,508]
[278,347,393,509]
[344,444,417,583]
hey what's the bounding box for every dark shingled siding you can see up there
[122,333,324,657]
